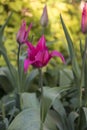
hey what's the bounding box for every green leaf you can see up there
[60,14,80,80]
[79,39,84,59]
[83,38,87,106]
[21,92,39,110]
[79,107,87,130]
[41,86,70,123]
[0,119,7,130]
[53,97,66,117]
[0,48,18,89]
[24,69,39,91]
[59,68,74,86]
[0,67,18,90]
[8,108,40,130]
[52,98,68,130]
[68,112,78,130]
[0,12,13,52]
[44,109,59,130]
[18,56,26,92]
[0,72,13,93]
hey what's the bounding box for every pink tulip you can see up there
[16,20,32,44]
[24,35,65,72]
[40,5,48,27]
[81,2,87,33]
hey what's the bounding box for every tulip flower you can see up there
[24,35,65,72]
[40,5,48,27]
[16,20,32,44]
[81,2,87,33]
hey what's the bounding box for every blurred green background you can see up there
[0,0,84,66]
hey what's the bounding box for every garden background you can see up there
[1,0,87,130]
[0,0,82,66]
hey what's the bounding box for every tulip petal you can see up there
[35,49,50,66]
[24,59,35,72]
[25,23,32,40]
[36,35,46,52]
[26,41,35,51]
[50,51,65,63]
[81,4,87,33]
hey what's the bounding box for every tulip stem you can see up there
[17,44,22,110]
[38,68,43,130]
[17,44,21,73]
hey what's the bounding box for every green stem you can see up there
[78,37,87,130]
[2,104,5,120]
[41,26,46,35]
[38,68,43,130]
[84,37,87,106]
[17,44,22,110]
[17,44,21,75]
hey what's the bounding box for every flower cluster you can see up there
[16,5,65,72]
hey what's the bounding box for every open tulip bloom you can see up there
[24,35,65,72]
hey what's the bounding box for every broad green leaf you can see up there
[21,92,39,110]
[52,98,68,130]
[79,107,87,130]
[45,109,68,130]
[41,86,70,123]
[53,97,66,117]
[68,112,78,130]
[8,108,40,130]
[44,110,59,130]
[60,14,80,80]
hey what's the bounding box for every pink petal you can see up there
[81,3,87,33]
[24,23,32,40]
[26,41,35,51]
[36,35,46,52]
[35,49,49,65]
[24,59,30,72]
[50,51,65,63]
[24,59,37,72]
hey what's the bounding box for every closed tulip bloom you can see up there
[24,35,65,72]
[16,20,32,44]
[81,2,87,33]
[40,5,48,27]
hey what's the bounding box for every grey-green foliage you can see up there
[0,13,39,94]
[7,86,70,130]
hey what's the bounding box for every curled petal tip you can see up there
[50,50,65,64]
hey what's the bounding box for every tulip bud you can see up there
[16,20,32,44]
[81,2,87,34]
[40,5,48,27]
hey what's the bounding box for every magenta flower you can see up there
[16,20,32,44]
[40,5,48,27]
[81,2,87,33]
[24,35,65,72]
